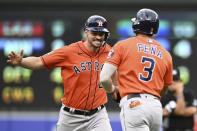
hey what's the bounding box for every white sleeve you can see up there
[100,63,117,93]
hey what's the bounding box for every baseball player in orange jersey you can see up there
[100,9,173,131]
[7,15,113,131]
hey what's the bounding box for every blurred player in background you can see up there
[161,68,197,131]
[7,15,114,131]
[100,8,173,131]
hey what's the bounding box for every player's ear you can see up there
[84,29,88,37]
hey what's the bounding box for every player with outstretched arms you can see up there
[7,15,115,131]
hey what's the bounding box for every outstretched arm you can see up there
[7,49,44,70]
[173,81,185,115]
[183,106,197,116]
[100,63,117,93]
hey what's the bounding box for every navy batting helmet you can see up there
[85,15,110,46]
[132,8,159,36]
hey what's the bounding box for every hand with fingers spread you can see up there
[7,50,24,65]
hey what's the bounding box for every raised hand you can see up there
[7,50,24,65]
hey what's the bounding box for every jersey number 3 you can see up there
[139,56,155,82]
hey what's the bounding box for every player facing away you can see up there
[100,8,173,131]
[7,15,113,131]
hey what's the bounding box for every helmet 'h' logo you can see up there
[97,20,103,27]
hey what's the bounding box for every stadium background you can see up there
[0,0,197,130]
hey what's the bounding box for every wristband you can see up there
[176,94,184,99]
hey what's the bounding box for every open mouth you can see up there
[94,40,102,44]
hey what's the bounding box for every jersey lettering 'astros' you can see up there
[40,40,111,110]
[106,35,173,99]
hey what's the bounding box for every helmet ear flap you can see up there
[102,32,110,46]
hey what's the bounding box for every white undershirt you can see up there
[100,63,117,93]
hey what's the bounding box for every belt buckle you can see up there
[84,105,103,116]
[83,110,89,116]
[69,108,75,114]
[97,106,101,111]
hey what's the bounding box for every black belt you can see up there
[127,94,159,100]
[63,105,104,116]
[127,94,141,100]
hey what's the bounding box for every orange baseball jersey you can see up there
[40,40,111,110]
[106,35,173,99]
